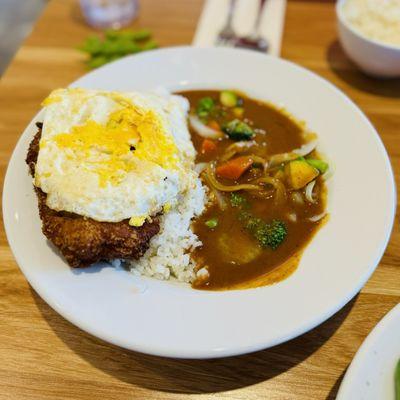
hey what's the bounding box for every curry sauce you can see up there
[178,90,328,290]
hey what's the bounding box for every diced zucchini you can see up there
[196,97,215,118]
[205,217,218,228]
[285,160,319,189]
[220,90,238,107]
[222,119,255,141]
[305,159,329,174]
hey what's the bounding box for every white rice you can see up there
[342,0,400,46]
[127,175,207,283]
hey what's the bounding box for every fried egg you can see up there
[34,88,197,225]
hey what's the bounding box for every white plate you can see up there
[2,47,396,359]
[337,304,400,400]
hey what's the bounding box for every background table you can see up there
[0,1,399,399]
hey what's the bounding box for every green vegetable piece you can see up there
[239,212,287,250]
[101,39,124,56]
[117,40,141,55]
[105,29,151,42]
[230,193,249,209]
[220,90,238,107]
[86,55,109,69]
[396,359,400,400]
[196,97,215,118]
[306,159,329,174]
[223,119,255,141]
[78,29,156,69]
[140,40,158,51]
[109,54,123,62]
[79,36,103,55]
[131,29,152,41]
[256,220,287,250]
[205,217,218,228]
[105,29,122,40]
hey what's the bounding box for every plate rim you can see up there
[336,304,400,399]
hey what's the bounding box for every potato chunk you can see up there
[285,160,319,190]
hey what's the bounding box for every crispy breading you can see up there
[26,125,160,268]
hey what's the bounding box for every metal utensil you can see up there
[215,0,238,47]
[235,0,269,52]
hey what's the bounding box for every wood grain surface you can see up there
[0,1,399,399]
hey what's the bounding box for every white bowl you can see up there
[336,0,400,77]
[2,47,396,359]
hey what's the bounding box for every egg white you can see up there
[34,88,197,224]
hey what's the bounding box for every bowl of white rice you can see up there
[336,0,400,77]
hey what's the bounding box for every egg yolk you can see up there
[50,104,180,187]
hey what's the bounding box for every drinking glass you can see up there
[80,0,139,29]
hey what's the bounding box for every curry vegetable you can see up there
[305,158,329,174]
[220,91,238,108]
[240,212,287,250]
[196,97,215,119]
[222,119,255,141]
[285,159,319,190]
[230,192,249,208]
[205,217,218,228]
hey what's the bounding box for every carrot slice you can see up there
[201,139,217,154]
[216,156,253,180]
[207,120,220,131]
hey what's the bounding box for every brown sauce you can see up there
[178,90,327,290]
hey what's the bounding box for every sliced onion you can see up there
[268,152,296,167]
[251,155,268,170]
[196,267,210,279]
[287,212,297,222]
[292,140,317,157]
[305,180,316,203]
[205,165,260,192]
[269,140,318,167]
[194,162,207,174]
[189,115,224,139]
[309,212,326,222]
[202,169,228,210]
[214,190,228,211]
[255,176,286,204]
[322,165,334,181]
[220,141,255,162]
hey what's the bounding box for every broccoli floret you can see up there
[222,119,255,141]
[255,220,287,249]
[196,97,215,118]
[239,213,287,250]
[230,192,249,208]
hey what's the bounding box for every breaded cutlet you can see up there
[26,123,160,268]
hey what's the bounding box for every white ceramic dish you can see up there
[336,0,400,77]
[337,304,400,400]
[3,47,396,359]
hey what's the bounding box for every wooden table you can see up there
[0,1,399,399]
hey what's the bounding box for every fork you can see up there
[235,0,269,52]
[215,0,238,47]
